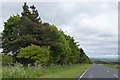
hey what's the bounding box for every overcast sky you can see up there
[0,1,118,59]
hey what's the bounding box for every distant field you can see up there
[2,64,91,78]
[100,64,120,69]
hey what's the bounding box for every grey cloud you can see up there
[98,34,117,37]
[34,2,117,26]
[2,2,23,20]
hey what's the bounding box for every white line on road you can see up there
[78,66,91,79]
[113,74,118,77]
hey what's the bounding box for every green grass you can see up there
[2,64,91,78]
[40,64,91,78]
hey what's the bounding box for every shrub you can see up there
[2,54,13,66]
[17,44,50,66]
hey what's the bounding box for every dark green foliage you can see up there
[2,15,20,54]
[2,3,92,66]
[78,48,92,64]
[2,54,13,66]
[17,44,50,65]
[56,30,71,65]
[21,3,41,23]
[2,15,20,39]
[65,35,80,64]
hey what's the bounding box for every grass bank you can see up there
[2,64,91,78]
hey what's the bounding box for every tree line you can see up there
[2,3,92,66]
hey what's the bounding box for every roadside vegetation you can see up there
[1,3,92,78]
[2,64,91,78]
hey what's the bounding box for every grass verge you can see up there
[40,64,91,78]
[2,64,91,78]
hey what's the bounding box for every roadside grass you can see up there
[99,64,120,69]
[2,64,91,78]
[40,64,91,78]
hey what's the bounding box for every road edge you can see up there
[78,64,92,80]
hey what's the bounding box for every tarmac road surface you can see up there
[78,64,119,80]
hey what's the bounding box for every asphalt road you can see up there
[78,64,119,80]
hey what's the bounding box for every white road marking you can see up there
[113,74,118,77]
[78,66,91,79]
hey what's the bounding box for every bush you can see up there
[2,54,13,66]
[17,44,50,66]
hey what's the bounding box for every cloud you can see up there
[1,0,118,3]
